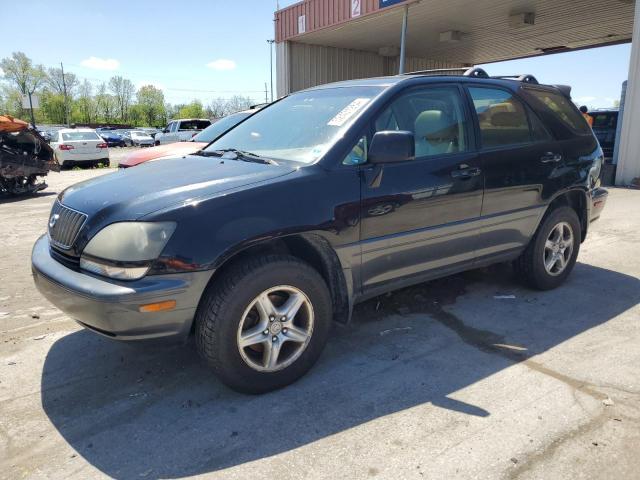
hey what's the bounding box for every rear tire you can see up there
[514,206,581,290]
[195,255,332,394]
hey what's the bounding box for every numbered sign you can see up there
[352,0,361,17]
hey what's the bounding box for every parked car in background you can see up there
[155,118,212,145]
[50,128,109,168]
[37,130,52,143]
[122,130,155,147]
[588,109,618,158]
[139,127,162,139]
[32,70,607,393]
[97,130,125,148]
[119,110,257,168]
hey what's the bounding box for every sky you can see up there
[0,0,632,109]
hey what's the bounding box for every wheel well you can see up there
[547,190,588,242]
[203,234,351,325]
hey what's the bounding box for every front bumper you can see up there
[31,235,214,340]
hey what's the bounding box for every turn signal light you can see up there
[138,300,177,313]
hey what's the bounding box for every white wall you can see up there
[276,41,465,97]
[615,0,640,185]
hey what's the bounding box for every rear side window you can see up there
[526,89,591,134]
[179,120,211,131]
[468,87,530,148]
[61,131,101,141]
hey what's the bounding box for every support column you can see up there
[275,41,291,98]
[615,0,640,185]
[398,5,409,74]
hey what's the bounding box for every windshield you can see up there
[61,131,101,141]
[193,111,252,143]
[205,86,383,163]
[131,131,147,137]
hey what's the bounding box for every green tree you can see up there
[0,85,23,117]
[0,52,46,122]
[136,85,165,126]
[46,67,78,124]
[40,91,67,124]
[73,79,95,123]
[95,82,117,122]
[46,67,79,96]
[108,75,135,122]
[177,100,204,119]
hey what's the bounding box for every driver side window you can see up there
[373,86,469,158]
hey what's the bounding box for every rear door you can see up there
[358,84,484,294]
[465,85,561,260]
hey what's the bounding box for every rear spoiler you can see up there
[553,85,572,98]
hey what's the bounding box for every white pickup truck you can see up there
[154,118,212,145]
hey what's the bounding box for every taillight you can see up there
[97,142,108,149]
[59,144,74,151]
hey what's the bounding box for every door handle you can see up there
[451,164,481,178]
[540,152,562,163]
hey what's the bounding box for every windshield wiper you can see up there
[195,148,277,165]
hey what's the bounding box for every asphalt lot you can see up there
[1,168,639,479]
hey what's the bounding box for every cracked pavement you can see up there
[1,169,639,479]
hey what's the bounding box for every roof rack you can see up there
[402,67,489,78]
[492,74,539,84]
[403,68,549,86]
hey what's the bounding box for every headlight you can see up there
[80,222,176,280]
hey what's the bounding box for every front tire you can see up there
[195,255,332,393]
[514,206,581,290]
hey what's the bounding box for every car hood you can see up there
[59,154,296,221]
[119,142,205,167]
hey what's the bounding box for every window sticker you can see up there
[328,98,370,127]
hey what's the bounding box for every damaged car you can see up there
[1,115,60,195]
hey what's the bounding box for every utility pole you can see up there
[28,91,36,129]
[60,62,69,126]
[264,83,268,103]
[267,40,275,102]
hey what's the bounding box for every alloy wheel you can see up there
[236,285,314,372]
[543,221,574,276]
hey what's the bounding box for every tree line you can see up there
[0,52,255,127]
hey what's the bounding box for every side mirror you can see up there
[368,130,415,164]
[163,129,169,133]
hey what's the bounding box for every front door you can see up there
[358,84,484,294]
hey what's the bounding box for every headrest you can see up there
[415,110,454,141]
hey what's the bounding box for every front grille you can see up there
[50,247,81,270]
[48,201,87,250]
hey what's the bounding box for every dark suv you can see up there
[32,69,608,393]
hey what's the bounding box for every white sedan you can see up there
[51,129,110,168]
[123,130,155,147]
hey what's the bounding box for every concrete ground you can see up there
[1,168,639,480]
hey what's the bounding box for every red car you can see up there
[118,110,256,168]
